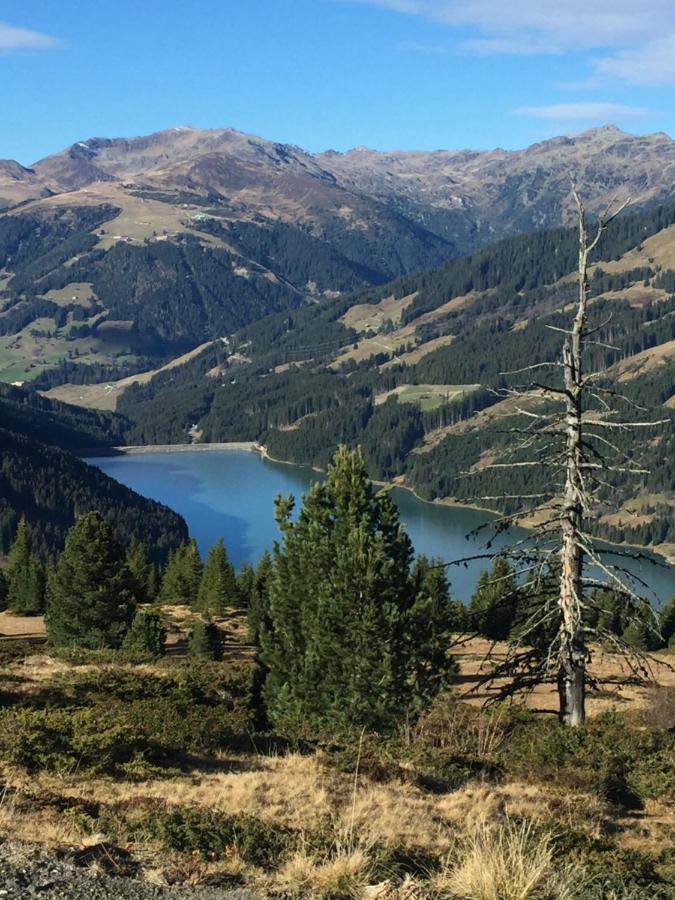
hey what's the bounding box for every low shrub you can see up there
[132,806,296,868]
[122,609,165,657]
[0,655,260,775]
[188,620,221,660]
[496,710,675,804]
[25,658,257,713]
[576,846,674,899]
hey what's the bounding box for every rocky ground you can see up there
[0,841,259,899]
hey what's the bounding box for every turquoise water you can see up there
[88,449,674,605]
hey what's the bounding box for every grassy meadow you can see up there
[0,606,673,899]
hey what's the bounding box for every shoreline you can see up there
[89,441,260,456]
[88,441,675,568]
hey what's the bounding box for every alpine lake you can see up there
[87,448,674,606]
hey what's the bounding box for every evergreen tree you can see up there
[45,512,135,649]
[588,589,625,637]
[122,608,166,656]
[510,563,561,652]
[0,570,7,611]
[247,551,273,645]
[196,538,237,614]
[622,616,661,652]
[5,517,46,615]
[237,563,256,609]
[659,597,675,647]
[260,446,456,733]
[159,539,203,605]
[126,538,157,604]
[411,555,468,633]
[407,555,459,706]
[188,618,221,659]
[469,558,519,640]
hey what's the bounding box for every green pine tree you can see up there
[407,555,459,707]
[659,597,675,647]
[236,563,256,609]
[45,512,135,649]
[589,589,626,637]
[126,538,157,604]
[159,539,203,605]
[188,618,221,659]
[411,555,468,633]
[469,558,519,641]
[260,446,456,733]
[623,615,661,652]
[196,538,238,614]
[122,608,166,656]
[247,551,273,645]
[6,517,46,615]
[0,570,7,611]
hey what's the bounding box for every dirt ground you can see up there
[452,635,675,716]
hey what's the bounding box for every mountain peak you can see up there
[581,124,628,137]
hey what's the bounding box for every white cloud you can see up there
[514,102,651,121]
[353,1,675,85]
[594,35,675,86]
[399,40,452,54]
[0,21,57,51]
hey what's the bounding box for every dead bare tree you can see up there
[451,184,670,726]
[555,186,631,725]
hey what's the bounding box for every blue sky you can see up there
[2,0,674,163]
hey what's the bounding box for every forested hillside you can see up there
[0,385,186,560]
[114,199,675,553]
[0,382,128,448]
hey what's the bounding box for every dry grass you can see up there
[342,293,417,333]
[450,637,675,715]
[606,337,675,383]
[275,845,373,898]
[382,334,456,367]
[374,384,480,411]
[22,756,605,857]
[590,221,675,274]
[431,819,584,900]
[43,281,97,308]
[333,292,480,369]
[0,610,46,639]
[0,774,95,846]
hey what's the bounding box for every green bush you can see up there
[0,700,256,774]
[137,806,295,868]
[122,609,166,657]
[188,620,222,660]
[32,659,257,711]
[0,660,259,774]
[496,710,675,803]
[598,756,644,810]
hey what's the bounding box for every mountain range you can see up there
[4,124,675,235]
[3,124,675,385]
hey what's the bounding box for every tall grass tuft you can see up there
[432,818,584,900]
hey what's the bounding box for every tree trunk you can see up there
[558,356,586,726]
[557,196,590,726]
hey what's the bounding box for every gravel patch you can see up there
[0,841,260,899]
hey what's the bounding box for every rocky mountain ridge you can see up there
[3,124,674,238]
